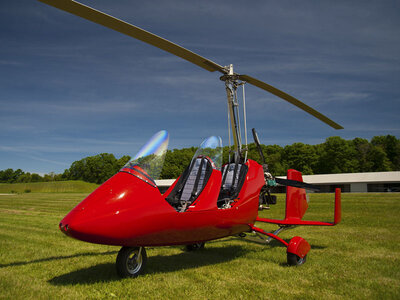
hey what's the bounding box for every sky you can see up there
[1,0,399,174]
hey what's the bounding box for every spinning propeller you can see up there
[38,0,343,130]
[252,127,320,208]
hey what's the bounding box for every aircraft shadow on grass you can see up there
[214,236,327,250]
[208,238,327,268]
[0,251,118,269]
[48,242,327,285]
[49,245,247,285]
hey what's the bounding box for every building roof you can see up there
[298,171,400,185]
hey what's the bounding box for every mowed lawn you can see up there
[0,192,399,299]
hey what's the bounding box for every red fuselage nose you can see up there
[59,172,174,246]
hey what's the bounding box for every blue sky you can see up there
[1,0,399,174]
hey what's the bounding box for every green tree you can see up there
[16,172,32,183]
[367,145,392,171]
[283,143,318,175]
[352,137,373,172]
[371,135,400,170]
[0,169,12,183]
[262,144,286,175]
[12,169,24,182]
[317,136,359,174]
[160,147,196,179]
[67,153,122,184]
[69,160,85,181]
[0,169,21,183]
[30,173,42,182]
[1,134,397,183]
[61,169,71,180]
[43,172,56,182]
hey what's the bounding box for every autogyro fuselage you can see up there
[59,133,265,247]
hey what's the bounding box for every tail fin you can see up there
[285,169,308,221]
[256,169,341,226]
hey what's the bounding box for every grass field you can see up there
[0,192,399,299]
[0,180,98,194]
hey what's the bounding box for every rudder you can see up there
[285,169,308,221]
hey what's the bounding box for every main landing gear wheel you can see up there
[116,246,147,278]
[287,252,307,266]
[185,242,205,251]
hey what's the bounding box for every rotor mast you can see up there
[221,64,247,163]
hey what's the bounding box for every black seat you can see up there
[166,157,212,211]
[218,163,248,207]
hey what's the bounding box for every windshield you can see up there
[192,136,223,169]
[122,130,169,183]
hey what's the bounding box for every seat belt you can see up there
[190,158,205,201]
[220,164,229,189]
[230,162,239,194]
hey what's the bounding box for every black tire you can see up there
[185,242,205,251]
[116,246,147,278]
[287,252,307,266]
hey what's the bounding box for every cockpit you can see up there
[164,136,222,212]
[121,130,247,212]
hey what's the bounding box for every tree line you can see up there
[161,135,400,178]
[0,169,65,184]
[1,135,399,184]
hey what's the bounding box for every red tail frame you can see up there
[257,169,341,226]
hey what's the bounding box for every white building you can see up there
[156,171,400,193]
[300,171,400,193]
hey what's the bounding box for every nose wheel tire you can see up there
[185,242,205,251]
[287,252,307,266]
[116,246,147,278]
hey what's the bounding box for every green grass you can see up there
[0,192,399,299]
[0,180,98,194]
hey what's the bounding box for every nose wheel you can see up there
[185,242,205,251]
[116,246,147,278]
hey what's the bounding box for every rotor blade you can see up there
[39,0,344,130]
[38,0,225,73]
[239,74,343,129]
[275,178,320,192]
